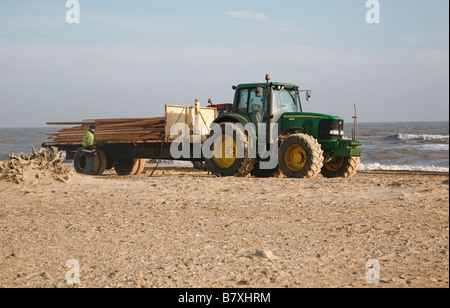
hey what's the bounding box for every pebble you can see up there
[254,250,277,260]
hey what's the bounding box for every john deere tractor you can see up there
[204,75,362,178]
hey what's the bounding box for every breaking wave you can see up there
[418,144,450,151]
[386,133,449,141]
[359,162,449,173]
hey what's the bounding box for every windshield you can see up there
[272,89,301,122]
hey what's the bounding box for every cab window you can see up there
[237,88,267,116]
[237,89,249,114]
[248,89,266,123]
[272,89,300,122]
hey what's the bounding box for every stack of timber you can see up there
[47,117,166,144]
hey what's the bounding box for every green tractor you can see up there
[204,75,362,178]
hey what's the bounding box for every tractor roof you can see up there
[236,82,299,89]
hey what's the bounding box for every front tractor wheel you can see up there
[204,123,254,177]
[322,156,360,178]
[278,134,324,179]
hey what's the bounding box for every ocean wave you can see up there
[363,143,449,151]
[418,144,450,151]
[386,133,450,141]
[359,162,449,173]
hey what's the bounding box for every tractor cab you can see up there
[232,77,303,126]
[209,75,310,128]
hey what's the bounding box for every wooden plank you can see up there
[47,116,167,144]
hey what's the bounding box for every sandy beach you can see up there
[0,164,448,288]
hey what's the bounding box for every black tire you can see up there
[204,123,254,177]
[106,159,118,170]
[251,164,283,178]
[322,156,360,178]
[73,148,86,174]
[192,161,208,171]
[73,147,107,175]
[278,133,324,178]
[114,159,140,176]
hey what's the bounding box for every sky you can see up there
[0,0,448,127]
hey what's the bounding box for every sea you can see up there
[0,122,448,172]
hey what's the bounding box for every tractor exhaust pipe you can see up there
[352,104,358,141]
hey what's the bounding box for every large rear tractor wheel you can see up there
[322,156,360,178]
[73,147,107,175]
[114,159,141,176]
[204,123,254,177]
[278,134,324,179]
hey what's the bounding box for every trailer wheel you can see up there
[204,123,254,177]
[74,147,107,175]
[134,159,146,176]
[192,160,208,171]
[322,156,360,178]
[278,133,324,178]
[106,159,118,170]
[114,159,140,176]
[251,164,283,178]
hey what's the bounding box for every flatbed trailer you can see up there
[42,101,217,175]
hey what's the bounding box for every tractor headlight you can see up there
[330,130,345,136]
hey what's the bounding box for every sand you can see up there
[0,163,448,288]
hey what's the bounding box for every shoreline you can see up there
[359,170,449,176]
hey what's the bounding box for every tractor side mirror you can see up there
[306,90,311,102]
[256,86,264,98]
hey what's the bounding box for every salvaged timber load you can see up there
[47,117,166,144]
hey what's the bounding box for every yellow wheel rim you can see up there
[324,157,345,172]
[285,145,307,172]
[213,135,237,169]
